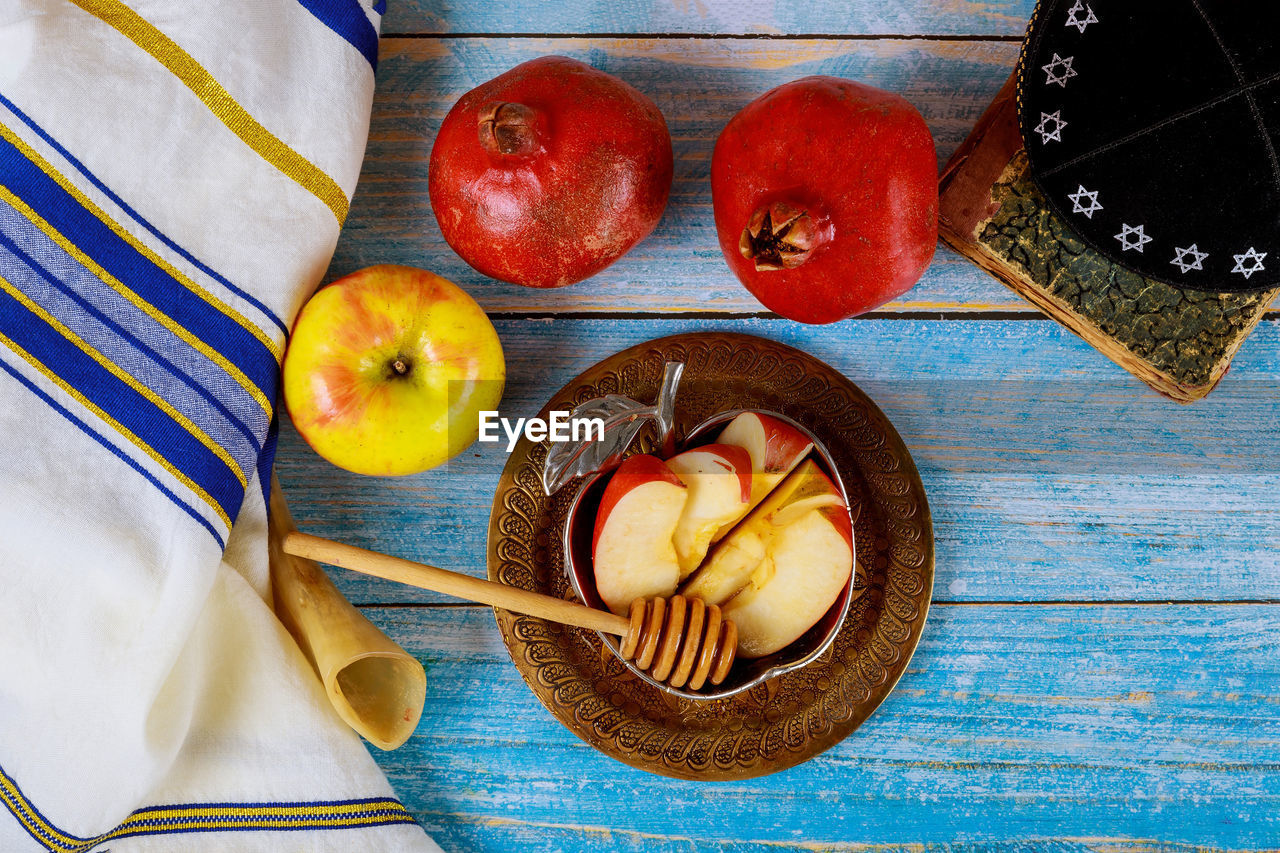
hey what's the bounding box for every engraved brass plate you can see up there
[486,332,934,779]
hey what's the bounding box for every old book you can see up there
[939,74,1277,402]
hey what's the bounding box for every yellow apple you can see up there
[282,265,505,475]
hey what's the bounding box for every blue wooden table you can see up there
[276,2,1280,849]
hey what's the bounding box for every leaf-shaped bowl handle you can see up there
[541,361,684,496]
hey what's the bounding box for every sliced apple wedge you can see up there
[721,499,853,658]
[715,412,814,529]
[592,454,688,616]
[665,443,752,579]
[680,457,827,605]
[680,459,853,658]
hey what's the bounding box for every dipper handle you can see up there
[283,532,628,635]
[281,533,737,690]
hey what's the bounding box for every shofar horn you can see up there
[267,475,426,750]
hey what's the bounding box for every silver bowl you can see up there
[561,409,858,701]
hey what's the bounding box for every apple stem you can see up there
[391,358,410,377]
[739,201,826,271]
[478,102,539,156]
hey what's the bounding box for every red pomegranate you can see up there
[428,56,673,289]
[711,76,938,323]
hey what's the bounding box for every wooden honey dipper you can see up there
[282,532,738,691]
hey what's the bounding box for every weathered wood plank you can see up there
[382,0,1037,38]
[362,604,1280,851]
[335,37,1030,312]
[276,317,1280,605]
[415,823,1111,853]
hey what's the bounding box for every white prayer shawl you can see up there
[0,1,438,849]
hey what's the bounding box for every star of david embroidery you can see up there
[1067,185,1101,218]
[1065,1,1098,33]
[1042,53,1078,87]
[1170,244,1208,274]
[1232,247,1267,279]
[1035,110,1067,144]
[1114,223,1152,253]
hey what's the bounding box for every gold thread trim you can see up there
[0,330,232,529]
[0,767,413,853]
[0,185,273,418]
[0,120,283,361]
[67,0,350,224]
[0,275,248,488]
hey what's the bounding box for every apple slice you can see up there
[721,496,852,658]
[592,454,688,616]
[665,444,752,579]
[680,457,825,605]
[680,459,852,658]
[715,412,814,531]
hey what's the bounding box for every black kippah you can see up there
[1017,0,1280,292]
